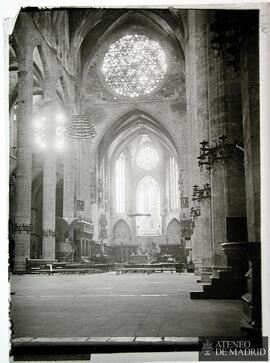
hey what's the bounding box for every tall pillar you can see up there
[42,101,57,259]
[76,140,86,219]
[195,11,213,282]
[63,139,75,220]
[13,20,34,271]
[185,10,202,276]
[186,10,214,278]
[210,163,227,277]
[206,16,228,277]
[63,77,76,221]
[240,28,260,242]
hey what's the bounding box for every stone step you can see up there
[190,270,246,299]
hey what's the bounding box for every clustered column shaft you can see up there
[14,34,34,271]
[42,101,57,260]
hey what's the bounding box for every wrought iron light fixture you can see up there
[65,114,97,139]
[190,206,201,219]
[189,198,202,235]
[189,219,196,235]
[192,183,211,202]
[197,135,243,171]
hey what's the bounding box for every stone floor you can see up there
[10,271,244,338]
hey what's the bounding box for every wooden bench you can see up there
[25,259,58,274]
[116,267,176,275]
[23,259,113,275]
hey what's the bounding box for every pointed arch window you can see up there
[136,176,161,235]
[115,153,126,213]
[169,155,180,210]
[10,103,17,157]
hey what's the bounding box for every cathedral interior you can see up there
[8,7,264,354]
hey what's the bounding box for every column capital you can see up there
[15,223,33,234]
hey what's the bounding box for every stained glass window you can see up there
[169,155,180,210]
[102,34,167,98]
[136,145,159,170]
[115,153,125,213]
[136,176,161,235]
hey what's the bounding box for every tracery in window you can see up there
[136,176,161,235]
[115,153,125,214]
[102,34,167,98]
[136,144,159,170]
[169,155,180,210]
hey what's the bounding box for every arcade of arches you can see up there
[9,8,261,337]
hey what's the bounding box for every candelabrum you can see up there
[190,206,201,219]
[189,218,196,235]
[197,135,244,171]
[192,183,211,202]
[189,204,200,235]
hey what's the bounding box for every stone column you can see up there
[185,11,201,275]
[42,100,57,259]
[13,19,34,271]
[63,87,75,221]
[207,14,247,278]
[63,138,75,220]
[82,140,91,219]
[195,11,213,282]
[186,10,215,277]
[202,12,229,277]
[240,28,260,242]
[76,140,84,218]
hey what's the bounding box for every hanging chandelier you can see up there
[65,114,97,139]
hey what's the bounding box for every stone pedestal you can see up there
[239,242,261,335]
[221,242,249,294]
[191,241,249,299]
[201,266,212,283]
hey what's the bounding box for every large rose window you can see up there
[102,34,167,98]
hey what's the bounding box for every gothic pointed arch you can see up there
[113,219,131,245]
[166,218,181,244]
[98,108,180,162]
[71,9,185,71]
